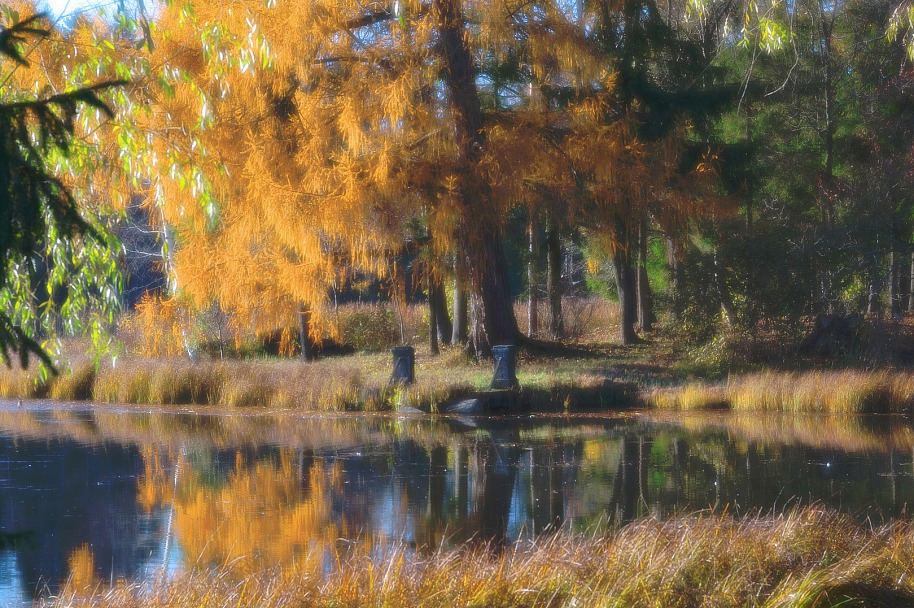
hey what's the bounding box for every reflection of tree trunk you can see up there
[609,435,648,524]
[546,219,565,339]
[428,446,448,541]
[455,445,468,523]
[471,439,520,546]
[298,303,315,361]
[638,436,651,509]
[162,448,183,570]
[530,444,563,533]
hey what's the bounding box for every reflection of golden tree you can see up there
[139,448,348,574]
[67,544,98,593]
[137,447,175,513]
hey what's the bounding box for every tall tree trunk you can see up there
[868,266,881,315]
[899,246,911,315]
[452,276,469,346]
[465,233,520,357]
[434,0,519,358]
[546,219,565,339]
[714,253,737,326]
[820,7,837,230]
[889,250,901,317]
[637,217,654,332]
[298,303,315,362]
[428,277,439,356]
[908,250,914,312]
[612,248,639,345]
[666,235,681,321]
[527,217,539,337]
[432,279,453,345]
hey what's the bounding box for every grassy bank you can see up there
[7,351,914,414]
[650,370,914,414]
[5,296,914,413]
[0,346,645,412]
[48,508,914,607]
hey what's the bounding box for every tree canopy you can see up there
[4,0,914,363]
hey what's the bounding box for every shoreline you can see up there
[2,349,914,415]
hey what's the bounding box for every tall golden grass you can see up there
[46,507,914,608]
[0,348,622,411]
[650,370,914,414]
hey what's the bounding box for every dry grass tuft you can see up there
[45,507,914,608]
[650,369,914,414]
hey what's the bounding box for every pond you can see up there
[1,402,914,604]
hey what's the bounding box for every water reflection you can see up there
[1,407,914,602]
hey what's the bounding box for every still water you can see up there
[2,404,914,603]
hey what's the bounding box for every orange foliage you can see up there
[67,544,98,593]
[139,448,348,575]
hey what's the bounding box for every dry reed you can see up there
[650,369,914,414]
[45,507,914,608]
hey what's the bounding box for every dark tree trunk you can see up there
[452,276,469,345]
[868,268,881,315]
[612,248,640,345]
[714,253,737,326]
[900,247,911,315]
[666,236,681,321]
[637,217,655,332]
[889,250,902,317]
[908,251,914,312]
[428,277,439,356]
[527,217,539,337]
[432,279,452,345]
[530,444,564,532]
[298,303,315,362]
[472,439,520,547]
[546,220,565,339]
[468,232,519,357]
[434,0,519,358]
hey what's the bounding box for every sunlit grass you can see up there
[0,342,629,411]
[46,507,914,608]
[650,370,914,414]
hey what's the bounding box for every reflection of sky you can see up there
[137,506,184,582]
[0,551,27,608]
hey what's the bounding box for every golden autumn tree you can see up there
[132,0,624,356]
[123,0,731,353]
